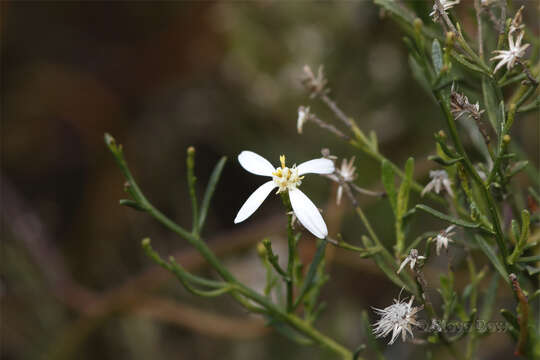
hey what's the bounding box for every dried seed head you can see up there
[372,296,424,345]
[302,65,328,98]
[510,6,525,35]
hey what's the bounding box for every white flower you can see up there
[435,225,456,255]
[297,106,310,134]
[490,31,530,73]
[397,249,426,274]
[372,296,423,345]
[421,170,454,198]
[234,151,334,239]
[327,157,357,205]
[429,0,460,21]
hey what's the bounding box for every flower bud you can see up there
[445,32,455,48]
[413,18,423,34]
[257,242,267,258]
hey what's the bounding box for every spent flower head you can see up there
[327,156,357,205]
[372,296,423,345]
[234,151,334,238]
[491,31,530,73]
[397,248,426,274]
[509,6,525,35]
[421,170,454,198]
[450,86,484,121]
[430,0,460,22]
[435,225,456,255]
[302,65,328,98]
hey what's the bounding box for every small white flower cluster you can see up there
[234,151,334,239]
[435,225,456,255]
[491,7,529,73]
[372,296,423,344]
[491,32,530,73]
[421,170,454,198]
[429,0,460,22]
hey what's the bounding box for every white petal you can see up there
[234,181,276,223]
[421,180,435,197]
[297,158,335,175]
[288,188,328,238]
[397,257,410,274]
[238,151,275,177]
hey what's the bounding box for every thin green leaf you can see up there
[397,157,414,219]
[409,55,432,95]
[266,318,314,345]
[294,240,326,309]
[482,77,500,132]
[506,160,528,178]
[186,147,199,233]
[369,130,378,152]
[381,160,397,215]
[428,155,463,166]
[360,311,385,360]
[415,204,489,231]
[451,52,488,75]
[119,199,147,211]
[517,255,540,263]
[525,266,540,276]
[374,0,416,24]
[432,39,443,75]
[198,157,227,232]
[475,235,509,283]
[479,275,498,323]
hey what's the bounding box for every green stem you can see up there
[105,135,357,360]
[351,140,445,205]
[186,147,199,235]
[465,254,478,360]
[355,206,417,294]
[281,193,295,312]
[232,283,354,360]
[434,91,509,265]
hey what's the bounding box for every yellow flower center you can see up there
[272,155,303,193]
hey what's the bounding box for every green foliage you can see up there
[105,0,539,358]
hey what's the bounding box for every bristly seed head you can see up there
[372,296,423,345]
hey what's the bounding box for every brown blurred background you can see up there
[2,1,538,360]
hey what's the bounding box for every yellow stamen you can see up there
[280,155,286,169]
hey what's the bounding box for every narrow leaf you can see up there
[416,204,488,231]
[482,77,500,132]
[475,235,509,283]
[360,311,385,360]
[397,157,414,219]
[294,240,326,309]
[119,199,147,211]
[428,155,463,166]
[409,55,432,95]
[381,160,397,215]
[432,39,443,75]
[479,275,498,323]
[198,157,227,231]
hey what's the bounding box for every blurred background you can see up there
[2,1,538,359]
